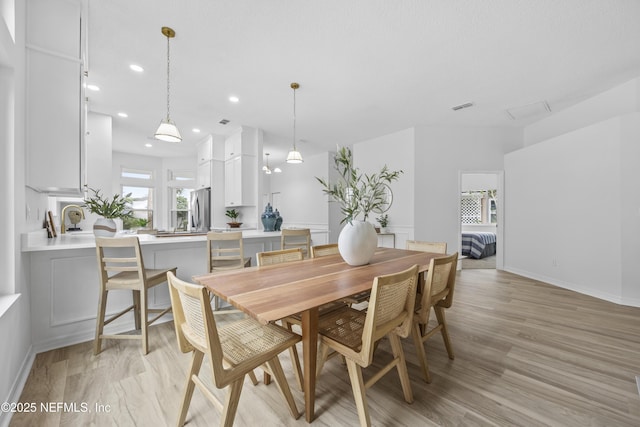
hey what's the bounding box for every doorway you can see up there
[458,172,503,270]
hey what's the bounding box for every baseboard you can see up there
[503,266,640,308]
[0,345,35,427]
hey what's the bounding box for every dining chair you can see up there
[206,231,251,313]
[315,264,419,427]
[256,248,305,389]
[410,252,458,383]
[280,228,311,258]
[310,243,339,258]
[406,240,447,254]
[167,272,300,427]
[94,236,176,355]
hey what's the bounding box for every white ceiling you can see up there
[87,0,640,162]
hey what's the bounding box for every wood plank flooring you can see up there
[10,269,640,426]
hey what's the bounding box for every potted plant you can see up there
[83,188,133,237]
[376,214,389,233]
[225,209,242,228]
[316,146,402,265]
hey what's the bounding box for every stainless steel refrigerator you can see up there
[190,187,211,232]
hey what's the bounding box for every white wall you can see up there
[86,112,112,193]
[414,126,522,254]
[505,116,629,304]
[461,173,497,192]
[353,128,415,248]
[269,151,330,231]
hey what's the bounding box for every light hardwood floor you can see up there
[10,269,640,426]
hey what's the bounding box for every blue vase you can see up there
[275,209,283,231]
[261,203,277,231]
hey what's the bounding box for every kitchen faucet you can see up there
[60,205,85,234]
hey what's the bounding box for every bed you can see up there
[461,232,496,259]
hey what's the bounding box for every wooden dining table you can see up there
[193,247,440,423]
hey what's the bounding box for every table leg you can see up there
[301,307,319,423]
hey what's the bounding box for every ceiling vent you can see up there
[506,101,551,120]
[452,102,474,111]
[219,119,230,125]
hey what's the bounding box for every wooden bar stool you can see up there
[94,236,176,355]
[280,228,311,258]
[206,231,251,313]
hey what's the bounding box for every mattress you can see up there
[461,232,496,259]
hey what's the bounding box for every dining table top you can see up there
[193,247,434,324]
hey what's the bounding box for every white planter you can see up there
[93,218,117,237]
[338,220,378,266]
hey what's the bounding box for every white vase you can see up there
[338,220,378,266]
[93,218,117,237]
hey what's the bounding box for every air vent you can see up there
[452,102,474,111]
[219,119,230,125]
[506,101,551,120]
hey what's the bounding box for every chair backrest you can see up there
[95,236,146,288]
[357,264,419,366]
[406,240,447,254]
[167,272,230,388]
[281,228,311,258]
[416,252,458,325]
[207,231,246,272]
[310,243,339,258]
[256,248,303,266]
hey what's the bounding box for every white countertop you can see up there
[22,229,327,252]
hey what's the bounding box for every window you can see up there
[168,170,195,231]
[461,190,497,225]
[122,185,154,230]
[120,167,154,230]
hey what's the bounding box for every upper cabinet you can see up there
[197,135,213,164]
[26,0,85,195]
[224,127,258,207]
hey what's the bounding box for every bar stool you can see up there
[94,236,176,355]
[280,228,311,258]
[206,231,251,313]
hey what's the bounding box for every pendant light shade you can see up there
[286,82,303,163]
[154,26,182,142]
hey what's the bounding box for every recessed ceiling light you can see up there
[129,64,144,72]
[145,143,153,148]
[192,128,201,133]
[229,96,239,103]
[117,112,128,118]
[87,84,100,91]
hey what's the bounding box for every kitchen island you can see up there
[22,229,328,352]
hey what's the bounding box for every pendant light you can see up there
[262,153,281,174]
[154,26,182,142]
[286,82,303,163]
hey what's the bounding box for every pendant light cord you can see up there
[166,34,171,121]
[292,85,297,151]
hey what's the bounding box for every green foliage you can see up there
[376,214,389,227]
[225,209,240,223]
[83,188,133,219]
[122,216,148,229]
[316,146,402,224]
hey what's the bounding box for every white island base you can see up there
[23,229,328,353]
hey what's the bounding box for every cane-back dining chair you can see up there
[315,264,419,427]
[167,272,301,427]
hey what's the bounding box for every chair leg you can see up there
[221,378,244,427]
[265,356,300,419]
[345,358,371,427]
[140,288,149,355]
[412,322,431,383]
[316,341,331,377]
[94,289,108,355]
[247,370,259,386]
[283,320,304,390]
[388,334,413,403]
[434,306,454,359]
[132,290,141,330]
[177,350,204,427]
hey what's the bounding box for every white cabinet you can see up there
[196,161,212,189]
[224,156,256,207]
[197,136,213,164]
[26,0,85,195]
[224,129,254,160]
